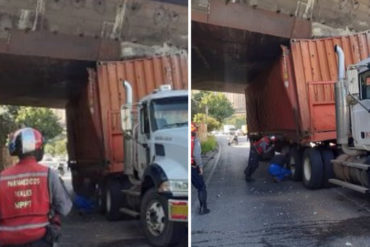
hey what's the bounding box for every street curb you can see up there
[205,142,221,186]
[201,143,220,169]
[192,143,220,216]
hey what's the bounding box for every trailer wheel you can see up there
[289,146,303,181]
[320,149,334,188]
[303,148,324,189]
[72,172,83,195]
[97,183,106,213]
[141,188,184,247]
[105,179,124,221]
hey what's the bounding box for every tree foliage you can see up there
[45,138,67,156]
[192,91,234,123]
[225,115,246,129]
[14,107,63,141]
[193,113,221,132]
[0,107,16,146]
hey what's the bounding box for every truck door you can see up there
[352,70,370,148]
[137,102,151,178]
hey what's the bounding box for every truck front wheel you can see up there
[105,179,124,221]
[141,188,184,247]
[303,148,324,189]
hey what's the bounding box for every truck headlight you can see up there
[159,180,188,194]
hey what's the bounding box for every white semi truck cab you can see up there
[114,81,188,246]
[329,46,370,193]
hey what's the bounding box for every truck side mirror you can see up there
[121,105,132,132]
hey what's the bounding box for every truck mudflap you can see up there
[168,199,188,222]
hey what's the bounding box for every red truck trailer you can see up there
[66,53,188,193]
[65,53,188,246]
[246,31,370,188]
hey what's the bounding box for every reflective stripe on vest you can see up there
[0,160,50,245]
[0,172,48,181]
[0,222,49,231]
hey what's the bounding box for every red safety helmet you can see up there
[191,122,197,133]
[8,127,44,161]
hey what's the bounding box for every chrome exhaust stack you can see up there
[123,80,133,105]
[334,45,362,156]
[334,45,349,145]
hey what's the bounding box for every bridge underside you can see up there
[191,1,311,93]
[0,0,187,108]
[0,54,93,108]
[192,0,370,93]
[192,22,290,93]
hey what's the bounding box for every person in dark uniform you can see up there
[191,123,210,215]
[268,154,291,182]
[244,136,275,182]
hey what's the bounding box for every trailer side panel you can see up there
[246,31,370,143]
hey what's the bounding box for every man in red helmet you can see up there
[244,135,276,182]
[191,123,210,215]
[0,127,72,247]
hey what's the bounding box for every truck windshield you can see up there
[150,96,188,131]
[359,70,370,100]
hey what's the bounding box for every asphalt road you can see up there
[192,135,370,247]
[58,172,187,247]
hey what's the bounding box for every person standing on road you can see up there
[0,128,72,247]
[191,123,210,215]
[244,136,275,182]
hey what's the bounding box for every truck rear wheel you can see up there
[320,149,334,187]
[105,179,124,221]
[141,188,184,247]
[289,146,303,181]
[303,148,324,189]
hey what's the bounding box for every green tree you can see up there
[225,115,246,129]
[44,143,56,156]
[44,138,67,156]
[14,107,63,141]
[191,90,206,119]
[0,108,16,146]
[193,113,221,132]
[194,91,234,123]
[54,139,67,155]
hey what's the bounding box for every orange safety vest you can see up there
[0,157,50,245]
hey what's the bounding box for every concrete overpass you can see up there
[0,0,187,108]
[191,0,370,93]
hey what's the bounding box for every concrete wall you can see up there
[193,0,370,37]
[223,92,246,114]
[0,0,188,60]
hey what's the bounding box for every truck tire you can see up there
[302,148,324,189]
[320,149,334,188]
[105,179,124,221]
[141,188,185,247]
[72,172,83,195]
[289,146,303,181]
[97,183,106,213]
